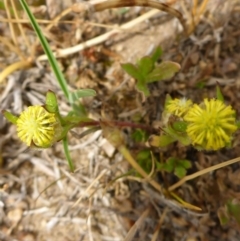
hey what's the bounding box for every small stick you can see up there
[38,0,187,61]
[73,0,187,34]
[10,0,31,55]
[38,9,160,61]
[4,0,25,60]
[168,156,240,191]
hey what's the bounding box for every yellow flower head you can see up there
[16,106,62,148]
[166,98,193,118]
[184,99,237,150]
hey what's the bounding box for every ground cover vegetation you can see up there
[1,0,240,240]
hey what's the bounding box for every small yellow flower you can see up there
[166,98,193,118]
[184,99,237,150]
[16,106,61,147]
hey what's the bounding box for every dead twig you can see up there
[168,156,240,191]
[123,208,150,241]
[37,0,187,61]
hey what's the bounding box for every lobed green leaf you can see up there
[138,56,154,76]
[69,89,96,103]
[146,61,180,83]
[151,47,163,63]
[121,63,145,82]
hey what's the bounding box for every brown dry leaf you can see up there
[1,0,240,240]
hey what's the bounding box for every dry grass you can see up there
[1,0,240,240]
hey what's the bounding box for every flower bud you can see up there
[16,106,63,148]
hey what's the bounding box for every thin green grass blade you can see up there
[19,0,70,100]
[63,137,75,172]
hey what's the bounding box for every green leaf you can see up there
[19,0,70,100]
[164,126,191,146]
[167,157,177,166]
[121,63,145,82]
[164,158,176,172]
[137,150,151,161]
[62,136,75,172]
[69,89,96,103]
[136,81,150,96]
[174,166,187,178]
[227,200,240,223]
[157,162,173,173]
[163,163,173,173]
[216,85,224,102]
[72,103,87,116]
[138,56,154,76]
[196,81,205,89]
[45,90,59,113]
[179,159,192,169]
[146,61,180,83]
[158,157,191,178]
[151,47,163,63]
[132,129,147,142]
[148,134,176,148]
[157,158,174,175]
[172,121,188,132]
[2,110,18,124]
[136,150,152,175]
[45,91,68,125]
[156,162,164,170]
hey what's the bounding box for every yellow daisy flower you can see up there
[16,106,62,148]
[166,98,193,118]
[184,99,237,150]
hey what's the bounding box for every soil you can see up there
[1,0,240,241]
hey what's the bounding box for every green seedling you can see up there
[157,157,192,178]
[132,129,148,143]
[226,200,240,224]
[122,47,180,96]
[218,199,240,226]
[136,150,152,175]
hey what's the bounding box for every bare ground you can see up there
[1,0,240,241]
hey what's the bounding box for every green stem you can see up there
[19,0,70,100]
[63,136,74,172]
